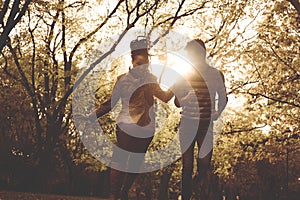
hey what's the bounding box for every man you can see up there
[173,39,228,200]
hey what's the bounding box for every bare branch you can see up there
[61,0,69,90]
[55,23,135,119]
[6,37,47,116]
[207,19,226,51]
[2,51,20,81]
[239,130,299,151]
[241,91,300,108]
[224,124,267,135]
[46,9,61,101]
[0,0,10,27]
[243,49,268,95]
[7,38,34,97]
[69,0,125,63]
[64,0,87,9]
[151,0,204,46]
[0,0,32,52]
[28,9,36,94]
[125,0,131,25]
[227,80,259,95]
[268,41,299,75]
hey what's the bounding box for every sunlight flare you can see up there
[151,52,194,90]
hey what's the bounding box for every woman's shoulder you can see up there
[148,72,158,82]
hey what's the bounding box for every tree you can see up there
[1,0,211,193]
[0,0,32,52]
[211,0,299,199]
[1,0,299,198]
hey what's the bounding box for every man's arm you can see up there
[216,71,228,115]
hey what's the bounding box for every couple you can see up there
[87,38,227,200]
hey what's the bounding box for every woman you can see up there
[88,38,173,200]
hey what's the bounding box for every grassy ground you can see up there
[0,191,107,200]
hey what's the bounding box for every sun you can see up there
[168,51,194,76]
[121,51,194,90]
[150,51,194,90]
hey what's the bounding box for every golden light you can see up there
[261,125,271,135]
[120,51,194,91]
[150,51,194,90]
[167,52,194,77]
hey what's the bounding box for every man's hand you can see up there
[181,90,197,105]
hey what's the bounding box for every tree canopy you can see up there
[0,0,299,199]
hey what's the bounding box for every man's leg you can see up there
[196,122,213,180]
[181,141,196,200]
[195,122,213,199]
[179,118,200,200]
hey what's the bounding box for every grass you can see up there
[0,191,107,200]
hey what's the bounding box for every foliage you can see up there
[0,0,299,198]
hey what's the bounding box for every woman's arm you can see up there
[151,83,174,103]
[88,75,124,119]
[94,97,114,118]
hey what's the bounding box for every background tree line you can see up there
[0,0,299,199]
